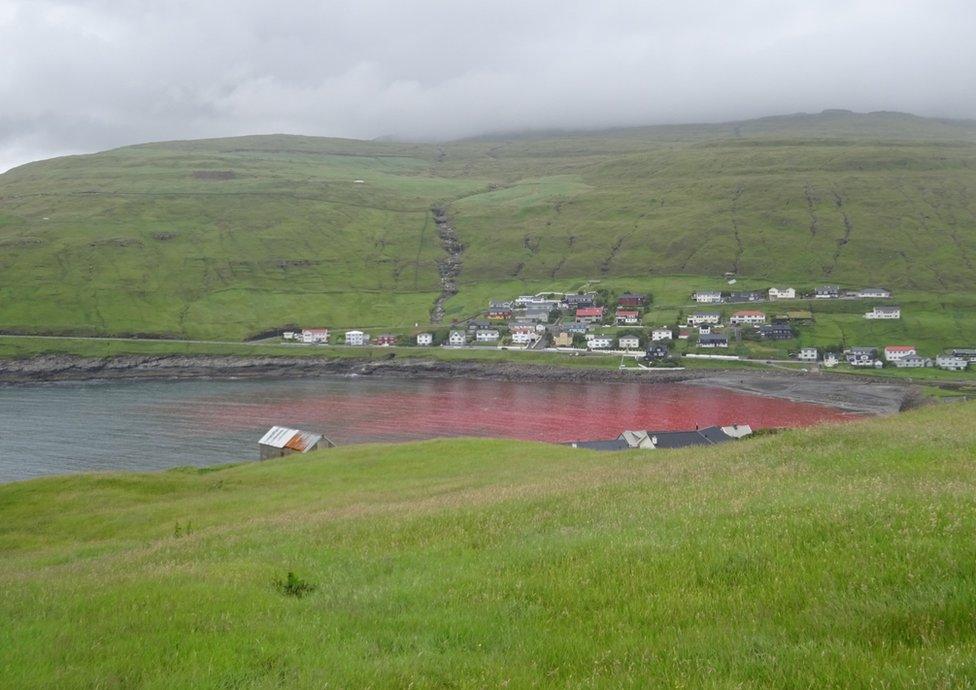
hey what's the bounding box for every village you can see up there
[282,284,975,373]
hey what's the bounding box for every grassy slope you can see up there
[1,111,976,343]
[2,403,976,687]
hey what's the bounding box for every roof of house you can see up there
[258,426,324,452]
[576,307,604,317]
[568,439,632,451]
[732,310,765,317]
[644,426,733,449]
[691,311,721,317]
[884,345,916,352]
[699,333,728,343]
[302,328,330,335]
[616,309,639,317]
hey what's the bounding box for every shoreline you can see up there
[0,354,912,414]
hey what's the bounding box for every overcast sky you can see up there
[1,0,974,171]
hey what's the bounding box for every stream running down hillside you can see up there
[429,206,464,323]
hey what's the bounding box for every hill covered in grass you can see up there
[1,110,976,339]
[2,402,976,686]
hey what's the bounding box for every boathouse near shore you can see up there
[258,426,335,460]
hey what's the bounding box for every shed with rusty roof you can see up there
[258,425,334,460]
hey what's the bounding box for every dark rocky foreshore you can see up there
[0,354,914,414]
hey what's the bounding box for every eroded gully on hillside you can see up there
[429,206,464,323]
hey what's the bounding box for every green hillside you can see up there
[2,403,976,687]
[1,110,976,339]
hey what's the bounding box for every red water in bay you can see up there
[181,377,859,445]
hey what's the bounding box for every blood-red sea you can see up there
[185,376,858,444]
[0,376,860,482]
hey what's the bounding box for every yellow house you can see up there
[553,331,574,348]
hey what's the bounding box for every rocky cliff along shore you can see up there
[0,354,912,414]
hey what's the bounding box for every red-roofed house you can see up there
[301,328,330,344]
[576,307,605,323]
[615,309,640,325]
[729,310,767,326]
[884,345,917,362]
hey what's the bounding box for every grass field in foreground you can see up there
[2,403,976,687]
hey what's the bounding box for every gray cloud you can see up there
[1,0,975,170]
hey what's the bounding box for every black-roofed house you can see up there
[698,333,729,348]
[758,324,795,340]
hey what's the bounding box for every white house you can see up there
[936,355,969,371]
[729,310,766,326]
[511,328,539,345]
[475,329,500,342]
[282,331,296,340]
[798,347,818,362]
[693,291,723,304]
[823,352,840,368]
[651,327,673,342]
[587,336,614,350]
[865,305,901,320]
[687,312,721,326]
[894,355,931,368]
[618,335,640,350]
[301,328,330,344]
[858,288,891,299]
[344,330,367,346]
[815,285,840,299]
[448,330,467,346]
[883,345,917,362]
[768,287,796,300]
[416,332,433,346]
[846,347,880,367]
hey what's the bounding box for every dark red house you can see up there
[617,293,647,307]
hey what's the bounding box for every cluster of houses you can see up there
[683,306,799,349]
[282,329,399,347]
[794,345,974,371]
[280,283,972,374]
[695,285,900,321]
[568,424,753,451]
[693,285,893,303]
[479,291,665,353]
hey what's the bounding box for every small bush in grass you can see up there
[274,571,316,598]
